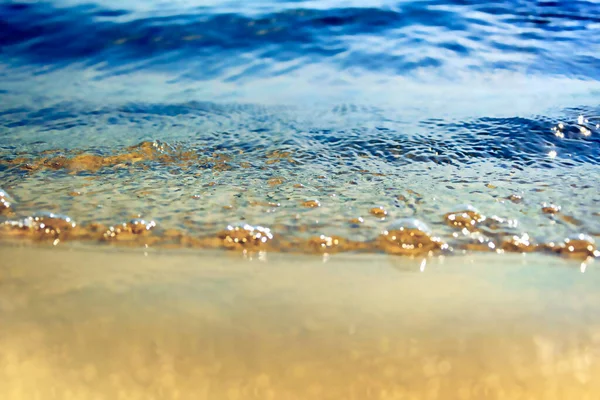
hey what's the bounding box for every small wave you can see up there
[1,101,598,168]
[1,1,599,80]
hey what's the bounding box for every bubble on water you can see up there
[217,224,274,250]
[306,235,355,253]
[103,219,157,240]
[549,234,599,260]
[541,203,561,214]
[31,212,77,230]
[479,215,520,236]
[369,206,388,218]
[127,219,157,234]
[507,194,523,204]
[250,200,281,208]
[302,199,321,208]
[0,188,15,214]
[348,217,364,226]
[458,232,498,252]
[2,211,77,240]
[444,204,485,231]
[386,218,432,235]
[151,140,175,154]
[501,233,537,253]
[378,218,445,256]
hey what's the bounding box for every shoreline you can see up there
[1,245,600,398]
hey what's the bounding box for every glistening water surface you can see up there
[1,1,600,258]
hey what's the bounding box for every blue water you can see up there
[1,0,599,154]
[0,0,599,250]
[2,0,600,78]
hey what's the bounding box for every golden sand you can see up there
[1,245,600,399]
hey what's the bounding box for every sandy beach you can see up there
[1,244,599,399]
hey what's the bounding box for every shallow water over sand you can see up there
[1,135,599,259]
[1,1,600,258]
[2,246,600,399]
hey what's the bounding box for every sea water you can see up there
[1,0,600,398]
[1,1,599,256]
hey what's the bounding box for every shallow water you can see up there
[1,1,599,258]
[2,246,600,399]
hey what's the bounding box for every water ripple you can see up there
[2,0,599,80]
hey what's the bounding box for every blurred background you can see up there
[1,0,599,110]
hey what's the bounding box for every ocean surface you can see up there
[0,0,599,257]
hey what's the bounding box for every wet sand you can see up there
[1,245,600,399]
